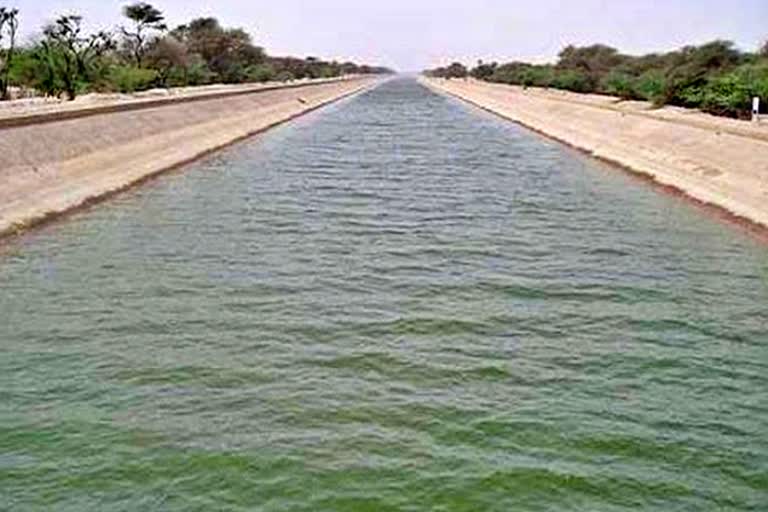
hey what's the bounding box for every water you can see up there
[1,78,767,511]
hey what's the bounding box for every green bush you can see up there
[7,50,45,94]
[9,46,71,97]
[699,63,768,117]
[246,64,275,82]
[739,62,768,103]
[105,65,158,93]
[633,70,667,105]
[551,69,592,93]
[1,9,392,100]
[699,75,748,117]
[521,66,554,88]
[600,71,635,99]
[220,62,248,83]
[465,40,765,117]
[488,62,526,85]
[184,59,215,86]
[318,65,338,78]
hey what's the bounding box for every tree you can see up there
[600,70,635,99]
[0,6,19,100]
[145,36,189,86]
[551,69,592,92]
[246,63,275,82]
[658,40,743,106]
[269,56,312,79]
[3,6,390,96]
[558,44,626,72]
[761,40,768,58]
[634,70,667,104]
[340,61,359,75]
[40,15,114,100]
[556,44,627,92]
[471,60,497,80]
[445,62,468,79]
[170,18,266,82]
[120,2,166,67]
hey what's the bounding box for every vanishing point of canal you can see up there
[1,78,767,511]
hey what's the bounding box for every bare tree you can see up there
[120,2,166,67]
[0,6,20,100]
[42,14,114,100]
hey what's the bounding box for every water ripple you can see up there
[1,77,767,511]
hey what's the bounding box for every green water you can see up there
[1,78,767,511]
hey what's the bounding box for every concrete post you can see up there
[753,97,760,123]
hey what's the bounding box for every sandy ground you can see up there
[423,77,768,229]
[0,76,379,237]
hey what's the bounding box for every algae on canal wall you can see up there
[0,77,379,237]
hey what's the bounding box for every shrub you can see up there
[488,62,528,85]
[183,57,214,86]
[275,70,294,82]
[699,74,749,117]
[471,61,497,80]
[445,62,468,79]
[318,65,338,78]
[521,66,554,88]
[105,65,158,92]
[600,71,635,99]
[458,40,765,117]
[551,69,593,93]
[246,64,275,82]
[11,46,71,97]
[633,70,667,105]
[699,63,768,117]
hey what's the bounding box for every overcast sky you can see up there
[10,0,768,71]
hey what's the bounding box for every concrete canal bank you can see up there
[0,76,379,237]
[423,77,768,229]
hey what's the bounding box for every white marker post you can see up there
[753,97,760,123]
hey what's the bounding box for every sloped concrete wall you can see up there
[424,77,768,229]
[0,77,377,236]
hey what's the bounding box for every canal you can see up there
[1,77,767,510]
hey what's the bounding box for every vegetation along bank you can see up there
[0,2,392,101]
[426,40,768,119]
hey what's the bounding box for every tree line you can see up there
[0,3,393,101]
[426,40,768,118]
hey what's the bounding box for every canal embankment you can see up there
[422,77,768,229]
[0,76,380,238]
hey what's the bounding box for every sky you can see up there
[9,0,768,71]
